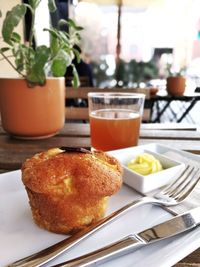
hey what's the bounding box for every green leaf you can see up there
[58,19,66,25]
[65,18,76,28]
[48,0,57,12]
[61,30,70,39]
[75,32,82,41]
[50,35,59,56]
[35,46,50,65]
[71,65,80,88]
[15,55,24,72]
[73,47,81,63]
[74,25,84,31]
[14,44,30,72]
[28,0,34,7]
[28,0,40,9]
[26,46,35,63]
[2,4,26,44]
[59,30,67,39]
[60,18,84,31]
[27,46,50,85]
[44,28,61,40]
[11,32,21,43]
[67,18,78,29]
[0,47,10,53]
[0,10,2,17]
[51,50,71,77]
[27,70,46,86]
[51,58,67,77]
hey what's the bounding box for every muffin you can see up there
[21,147,123,234]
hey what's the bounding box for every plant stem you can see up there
[0,51,26,78]
[23,2,39,75]
[0,55,14,61]
[23,3,37,47]
[29,8,36,47]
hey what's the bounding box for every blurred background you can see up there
[1,0,200,123]
[45,0,200,90]
[1,0,200,89]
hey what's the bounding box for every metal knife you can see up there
[51,207,200,267]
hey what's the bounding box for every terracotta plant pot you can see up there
[166,76,186,96]
[0,77,65,139]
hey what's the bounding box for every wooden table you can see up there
[1,122,200,266]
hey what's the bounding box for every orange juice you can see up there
[89,109,141,151]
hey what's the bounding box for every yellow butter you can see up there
[127,153,163,175]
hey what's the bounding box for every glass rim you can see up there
[88,92,145,99]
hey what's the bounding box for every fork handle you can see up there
[51,235,144,267]
[8,197,152,267]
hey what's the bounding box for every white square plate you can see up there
[1,143,200,267]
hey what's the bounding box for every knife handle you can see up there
[52,235,144,267]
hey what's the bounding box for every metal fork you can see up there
[8,165,200,267]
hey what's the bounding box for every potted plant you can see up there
[166,64,186,96]
[0,0,83,139]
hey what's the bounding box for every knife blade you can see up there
[51,207,200,267]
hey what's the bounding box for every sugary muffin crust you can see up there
[21,148,123,234]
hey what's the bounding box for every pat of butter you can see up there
[127,153,163,175]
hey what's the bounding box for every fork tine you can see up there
[173,170,200,201]
[162,165,192,194]
[175,176,200,201]
[166,166,198,196]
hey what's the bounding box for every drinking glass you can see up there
[88,92,145,151]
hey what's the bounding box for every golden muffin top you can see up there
[22,148,123,199]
